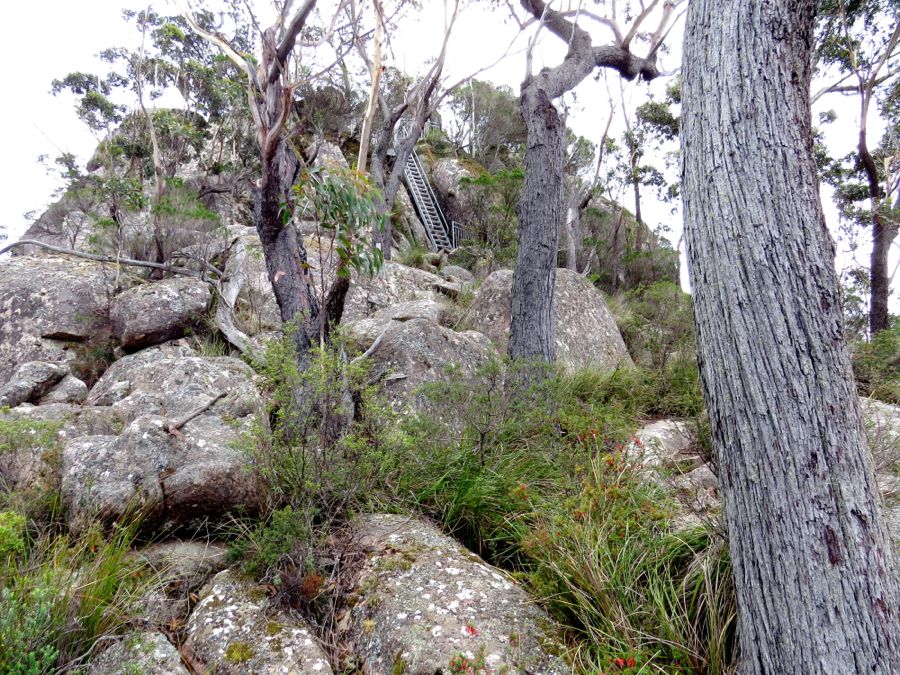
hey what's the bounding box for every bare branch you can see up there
[268,0,318,86]
[0,240,213,278]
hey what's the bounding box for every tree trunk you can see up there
[257,137,319,363]
[681,1,900,673]
[509,84,565,362]
[860,128,895,335]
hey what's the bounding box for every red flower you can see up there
[627,657,636,667]
[613,657,626,668]
[465,624,478,636]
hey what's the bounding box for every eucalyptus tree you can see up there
[185,0,380,369]
[815,0,900,335]
[681,0,900,671]
[507,0,683,363]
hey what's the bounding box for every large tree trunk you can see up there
[681,2,900,673]
[509,84,565,362]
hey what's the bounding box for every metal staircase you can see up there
[396,121,466,252]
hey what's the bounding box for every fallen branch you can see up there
[351,327,390,365]
[213,236,254,355]
[0,240,205,278]
[165,392,227,437]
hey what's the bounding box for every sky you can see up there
[0,0,894,309]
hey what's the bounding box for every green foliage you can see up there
[0,523,146,672]
[0,419,61,457]
[616,282,696,370]
[236,333,405,580]
[445,79,526,168]
[296,167,385,280]
[457,168,522,262]
[0,511,27,563]
[853,325,900,403]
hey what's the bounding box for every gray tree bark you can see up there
[509,0,663,363]
[681,1,900,672]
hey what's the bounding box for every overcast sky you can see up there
[0,0,893,308]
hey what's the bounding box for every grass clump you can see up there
[853,325,900,403]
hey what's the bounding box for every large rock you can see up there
[111,277,212,351]
[365,319,494,418]
[0,403,122,503]
[430,158,478,226]
[62,412,264,533]
[134,540,230,628]
[468,268,633,372]
[88,631,188,675]
[394,187,431,251]
[343,262,460,323]
[0,361,68,407]
[339,514,567,674]
[185,569,333,674]
[64,346,266,532]
[85,344,262,427]
[0,256,125,383]
[860,397,900,471]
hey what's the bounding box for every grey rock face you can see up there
[134,540,230,628]
[111,277,212,351]
[0,256,123,383]
[38,374,89,405]
[61,413,264,533]
[440,264,475,284]
[366,319,494,419]
[468,268,633,372]
[430,158,478,226]
[343,262,458,323]
[88,631,188,675]
[85,345,262,427]
[185,569,333,674]
[63,346,266,532]
[0,361,68,407]
[340,514,568,674]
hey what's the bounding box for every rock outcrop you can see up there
[61,344,266,532]
[0,256,125,383]
[88,631,188,675]
[468,268,633,372]
[339,514,567,674]
[365,319,494,418]
[185,569,333,674]
[111,277,212,351]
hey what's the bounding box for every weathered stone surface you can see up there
[372,299,445,324]
[38,374,89,405]
[0,361,68,407]
[430,158,478,226]
[86,345,262,427]
[134,540,230,628]
[366,319,494,418]
[88,631,188,675]
[0,256,123,382]
[440,264,475,284]
[313,140,350,170]
[627,420,697,471]
[111,277,212,351]
[185,569,333,674]
[468,268,633,372]
[340,514,567,674]
[343,262,455,323]
[394,187,431,250]
[62,412,264,533]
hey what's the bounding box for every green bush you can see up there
[0,522,146,672]
[616,281,695,371]
[853,326,900,403]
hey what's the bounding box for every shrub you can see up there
[617,281,695,371]
[853,326,900,403]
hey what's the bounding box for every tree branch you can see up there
[0,240,209,278]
